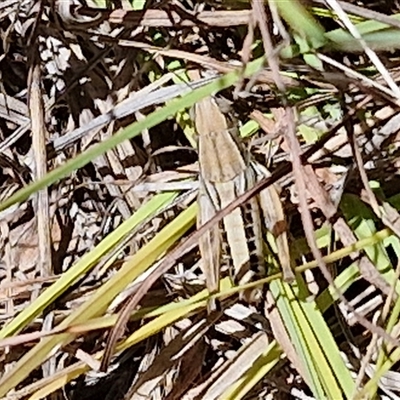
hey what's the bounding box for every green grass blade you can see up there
[0,57,265,214]
[0,191,179,339]
[0,203,197,396]
[271,279,355,399]
[272,0,326,49]
[222,341,281,400]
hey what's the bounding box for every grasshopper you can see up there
[195,95,293,311]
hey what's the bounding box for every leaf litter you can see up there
[2,1,400,399]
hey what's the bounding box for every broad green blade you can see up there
[270,278,355,399]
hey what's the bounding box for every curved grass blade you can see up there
[271,0,327,49]
[0,203,197,396]
[0,191,178,339]
[22,279,233,400]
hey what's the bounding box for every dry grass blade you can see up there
[123,314,220,399]
[200,331,270,400]
[108,8,252,27]
[4,0,400,398]
[0,192,190,396]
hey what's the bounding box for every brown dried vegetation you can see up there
[2,1,400,399]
